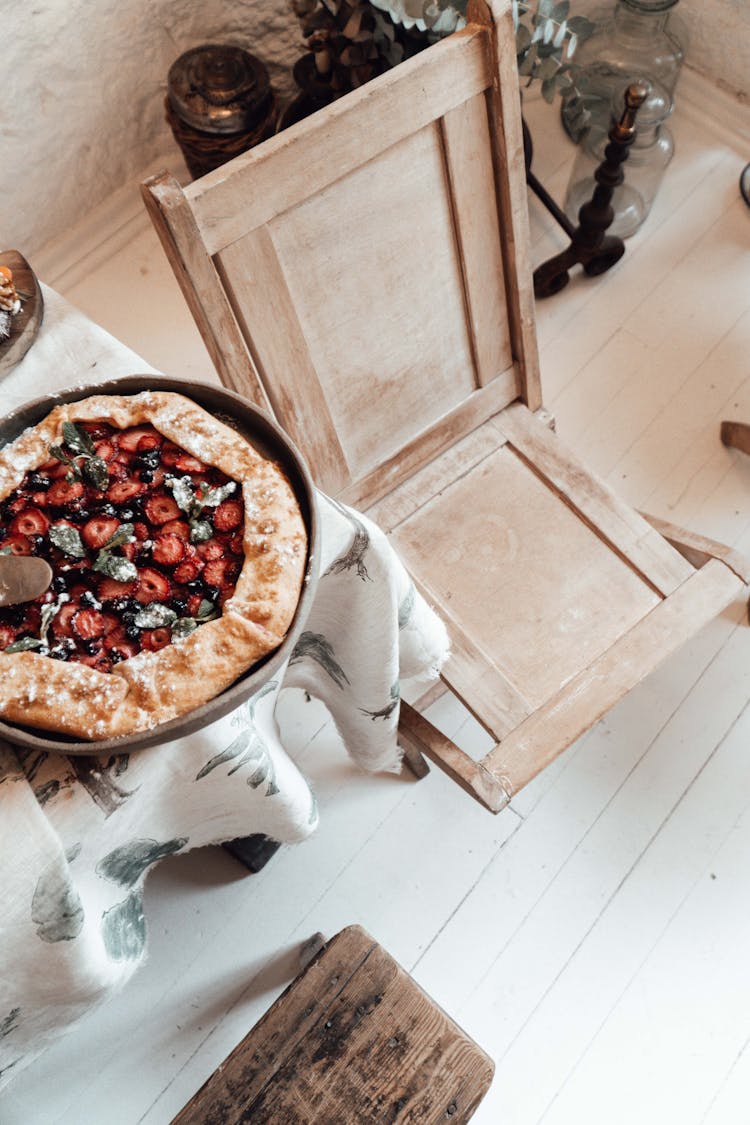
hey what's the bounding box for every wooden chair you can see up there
[142,0,748,814]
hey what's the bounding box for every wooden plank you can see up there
[267,121,478,481]
[366,415,508,530]
[438,96,513,387]
[639,510,750,584]
[399,702,511,813]
[496,400,697,595]
[186,29,491,255]
[173,926,494,1124]
[218,226,351,495]
[391,442,660,710]
[140,172,271,410]
[483,559,744,797]
[338,367,517,510]
[468,0,542,410]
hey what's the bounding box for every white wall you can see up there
[2,0,747,261]
[1,0,300,257]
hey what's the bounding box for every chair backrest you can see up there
[143,0,540,509]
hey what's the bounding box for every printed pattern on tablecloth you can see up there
[0,491,449,1091]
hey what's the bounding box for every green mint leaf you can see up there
[93,553,137,582]
[197,599,218,620]
[201,481,237,508]
[189,519,212,544]
[4,636,43,653]
[0,546,13,555]
[82,456,110,492]
[134,603,177,629]
[103,523,135,551]
[171,617,199,639]
[39,599,63,642]
[166,474,198,516]
[65,467,83,483]
[48,443,75,466]
[62,421,95,457]
[49,522,87,558]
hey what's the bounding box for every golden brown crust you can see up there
[0,391,307,741]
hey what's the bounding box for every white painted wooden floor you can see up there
[4,72,750,1125]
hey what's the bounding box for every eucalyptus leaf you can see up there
[541,75,557,102]
[49,523,87,559]
[197,599,217,620]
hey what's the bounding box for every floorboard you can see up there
[3,72,750,1125]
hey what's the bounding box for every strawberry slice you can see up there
[133,521,150,541]
[140,627,172,651]
[107,480,143,504]
[2,534,32,555]
[100,612,121,636]
[136,432,162,452]
[10,508,50,537]
[152,533,186,566]
[72,609,106,640]
[106,460,127,482]
[31,491,50,507]
[0,625,18,649]
[213,500,243,532]
[94,439,115,462]
[144,493,180,525]
[173,558,203,584]
[135,567,171,603]
[160,442,183,467]
[48,479,85,506]
[175,454,206,473]
[117,426,160,453]
[202,558,228,587]
[104,639,138,663]
[197,538,224,561]
[82,516,120,550]
[187,593,204,617]
[229,531,245,555]
[97,576,136,601]
[78,651,113,673]
[162,519,190,540]
[52,603,79,637]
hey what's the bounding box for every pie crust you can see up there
[0,391,307,740]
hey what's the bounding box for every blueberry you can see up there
[99,503,116,518]
[4,605,25,627]
[50,648,70,661]
[187,580,202,594]
[125,624,140,640]
[82,640,99,655]
[202,584,220,603]
[138,470,154,484]
[52,575,68,593]
[170,597,188,615]
[110,597,129,613]
[80,591,98,608]
[28,473,50,491]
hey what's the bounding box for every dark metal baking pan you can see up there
[0,374,319,755]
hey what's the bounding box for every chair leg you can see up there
[721,421,750,457]
[223,834,281,872]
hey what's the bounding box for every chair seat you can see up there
[372,403,745,807]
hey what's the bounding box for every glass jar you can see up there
[564,80,674,238]
[561,0,686,142]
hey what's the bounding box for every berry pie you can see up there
[0,391,307,740]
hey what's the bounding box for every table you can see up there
[0,288,449,1092]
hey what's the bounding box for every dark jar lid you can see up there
[168,45,272,134]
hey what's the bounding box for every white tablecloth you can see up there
[0,288,449,1089]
